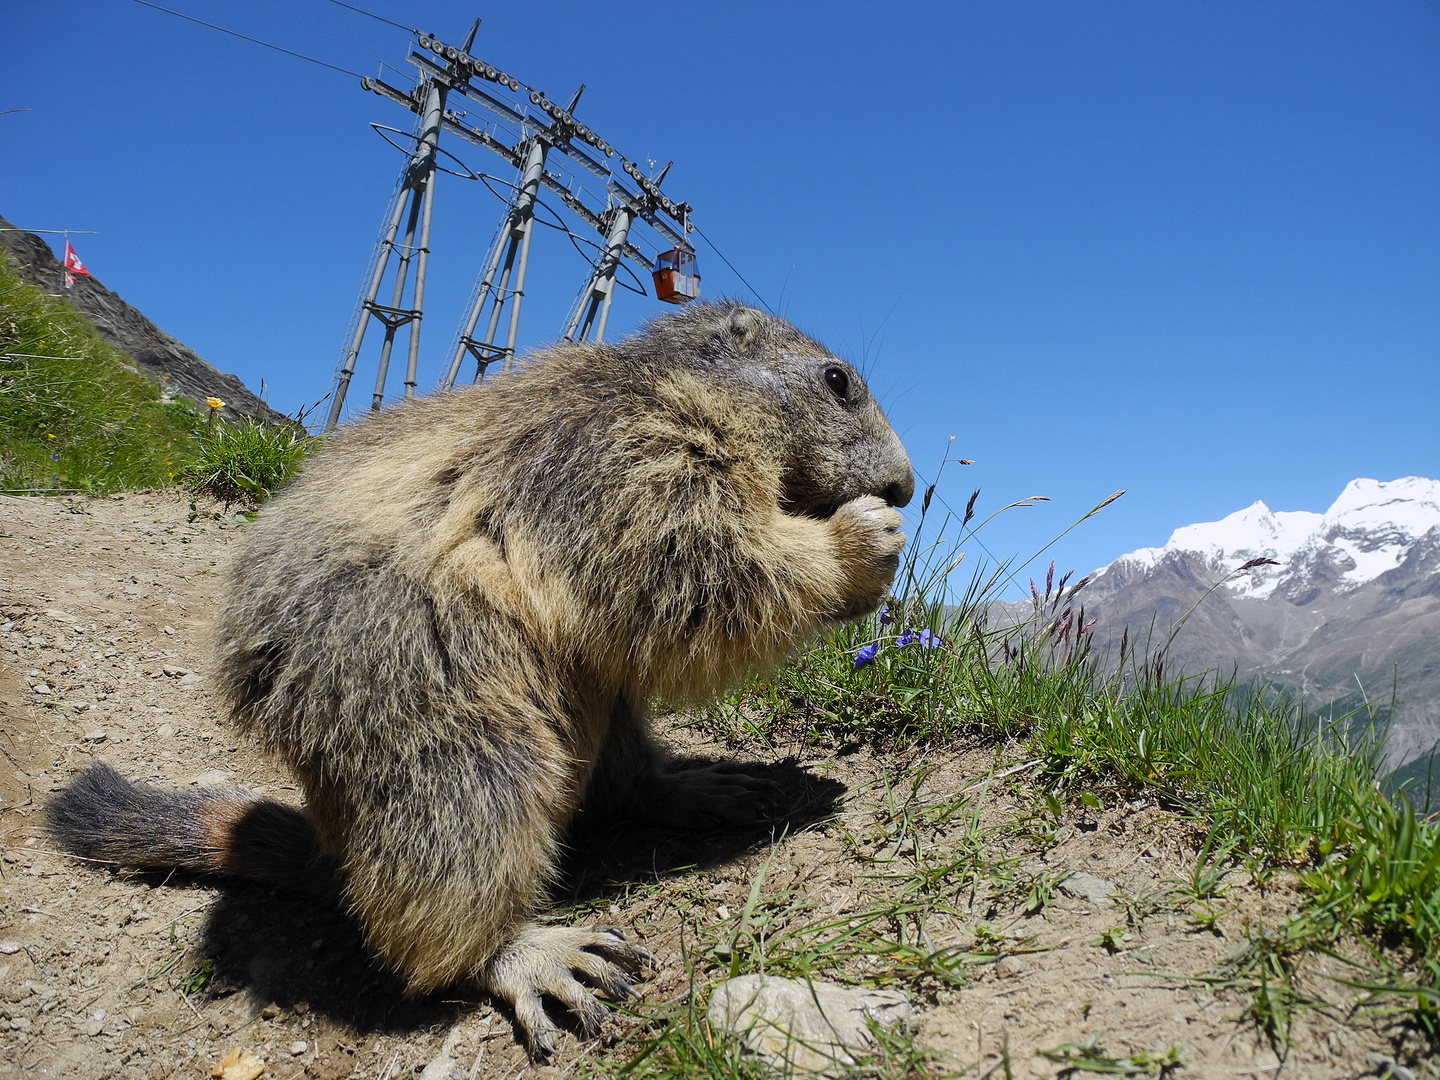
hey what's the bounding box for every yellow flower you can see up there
[47,433,56,439]
[206,397,225,410]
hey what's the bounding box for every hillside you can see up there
[0,214,288,427]
[1079,478,1440,776]
[1,492,1431,1079]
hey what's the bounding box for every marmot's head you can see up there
[631,302,915,518]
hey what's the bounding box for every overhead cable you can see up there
[691,223,774,314]
[323,0,413,34]
[128,0,366,78]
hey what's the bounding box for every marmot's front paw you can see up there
[830,495,906,618]
[485,925,654,1059]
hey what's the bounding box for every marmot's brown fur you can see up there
[48,302,914,1054]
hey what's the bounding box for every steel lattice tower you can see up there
[326,23,695,431]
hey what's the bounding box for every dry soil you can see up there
[0,491,1431,1079]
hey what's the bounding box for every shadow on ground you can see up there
[192,756,843,1034]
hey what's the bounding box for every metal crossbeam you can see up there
[327,21,697,424]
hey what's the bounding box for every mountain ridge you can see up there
[1081,477,1440,774]
[0,213,288,427]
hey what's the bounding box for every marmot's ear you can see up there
[725,308,763,353]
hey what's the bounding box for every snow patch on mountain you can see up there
[1097,477,1440,600]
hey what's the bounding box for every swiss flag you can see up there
[63,241,90,288]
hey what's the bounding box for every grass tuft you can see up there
[181,418,312,504]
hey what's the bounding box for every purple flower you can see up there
[50,454,60,462]
[854,641,880,669]
[897,630,917,648]
[878,607,893,625]
[917,628,942,649]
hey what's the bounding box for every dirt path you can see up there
[0,492,1424,1079]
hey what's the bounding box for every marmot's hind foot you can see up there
[485,925,654,1059]
[661,760,784,826]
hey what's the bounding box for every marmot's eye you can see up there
[824,366,850,402]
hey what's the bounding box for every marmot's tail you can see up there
[47,763,332,895]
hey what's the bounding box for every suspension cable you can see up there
[128,0,366,78]
[323,0,414,34]
[690,222,774,314]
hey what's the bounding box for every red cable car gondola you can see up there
[653,243,700,304]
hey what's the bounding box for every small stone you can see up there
[1365,1053,1418,1080]
[11,1016,32,1032]
[1059,871,1117,907]
[418,1027,464,1080]
[994,955,1030,978]
[189,769,234,786]
[708,974,910,1076]
[211,1048,266,1080]
[288,1040,308,1056]
[81,1018,104,1037]
[178,672,202,688]
[82,730,107,743]
[0,942,24,955]
[156,723,175,739]
[162,664,188,676]
[163,626,176,636]
[260,1004,280,1020]
[292,1001,309,1015]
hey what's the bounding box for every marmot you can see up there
[48,302,915,1055]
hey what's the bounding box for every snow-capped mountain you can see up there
[1097,477,1440,601]
[1085,478,1440,776]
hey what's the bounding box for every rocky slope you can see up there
[0,213,289,426]
[1082,478,1440,773]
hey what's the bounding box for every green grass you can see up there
[0,257,311,500]
[599,478,1440,1075]
[180,416,313,504]
[0,257,200,493]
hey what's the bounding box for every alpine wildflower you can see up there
[854,641,880,669]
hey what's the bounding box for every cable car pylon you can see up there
[325,36,457,432]
[328,19,701,426]
[440,85,583,387]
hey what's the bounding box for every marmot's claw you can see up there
[486,925,652,1058]
[584,926,657,972]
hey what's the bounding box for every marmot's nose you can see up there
[883,471,915,508]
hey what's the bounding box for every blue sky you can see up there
[2,1,1436,585]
